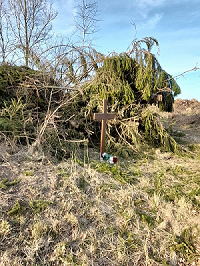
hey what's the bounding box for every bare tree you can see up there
[74,0,100,47]
[0,0,11,64]
[8,0,57,68]
[0,0,6,63]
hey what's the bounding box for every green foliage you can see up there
[0,40,181,157]
[0,98,25,137]
[7,200,25,216]
[0,177,20,190]
[118,229,140,252]
[84,38,181,110]
[29,199,53,214]
[0,64,65,147]
[141,108,180,153]
[22,170,34,176]
[0,65,36,107]
[92,161,137,184]
[73,39,182,154]
[84,54,136,106]
[136,209,156,229]
[171,227,199,262]
[77,176,89,192]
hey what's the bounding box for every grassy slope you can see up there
[0,102,200,266]
[0,148,200,265]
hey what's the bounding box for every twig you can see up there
[166,66,200,81]
[65,139,88,143]
[30,92,80,150]
[22,85,80,91]
[114,125,138,153]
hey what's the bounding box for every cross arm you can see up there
[93,113,115,120]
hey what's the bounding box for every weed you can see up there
[136,209,156,229]
[92,161,137,184]
[172,131,186,137]
[171,227,199,263]
[29,199,53,214]
[74,158,84,167]
[129,165,143,177]
[154,172,166,190]
[187,187,200,209]
[7,200,25,216]
[98,183,119,195]
[77,176,89,192]
[0,177,20,189]
[164,184,185,202]
[22,170,34,176]
[134,198,146,207]
[170,165,192,177]
[118,231,139,253]
[56,168,70,179]
[188,144,200,152]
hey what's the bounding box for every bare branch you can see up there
[74,0,101,47]
[8,0,57,68]
[166,65,200,81]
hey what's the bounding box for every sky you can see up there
[50,0,200,101]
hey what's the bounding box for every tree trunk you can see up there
[24,0,29,68]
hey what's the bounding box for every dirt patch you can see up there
[173,98,200,115]
[161,99,200,145]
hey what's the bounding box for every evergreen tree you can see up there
[84,37,181,111]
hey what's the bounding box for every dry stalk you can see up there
[29,92,80,153]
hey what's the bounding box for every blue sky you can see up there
[50,0,200,100]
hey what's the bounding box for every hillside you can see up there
[162,99,200,145]
[0,99,200,266]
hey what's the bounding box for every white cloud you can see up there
[132,0,166,19]
[138,13,163,30]
[137,0,165,8]
[50,0,77,35]
[51,0,76,14]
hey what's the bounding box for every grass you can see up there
[0,145,200,265]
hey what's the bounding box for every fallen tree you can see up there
[0,38,185,158]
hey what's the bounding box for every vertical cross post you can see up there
[93,99,115,155]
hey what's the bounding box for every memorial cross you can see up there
[93,99,115,155]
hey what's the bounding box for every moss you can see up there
[22,170,34,176]
[0,177,20,190]
[92,161,137,184]
[77,176,89,192]
[7,200,25,216]
[29,199,54,214]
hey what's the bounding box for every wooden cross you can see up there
[93,99,115,155]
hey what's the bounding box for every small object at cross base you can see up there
[102,153,118,164]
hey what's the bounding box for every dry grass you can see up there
[0,140,200,266]
[0,100,200,265]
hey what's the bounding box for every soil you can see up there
[162,98,200,145]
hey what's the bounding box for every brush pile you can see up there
[0,61,182,159]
